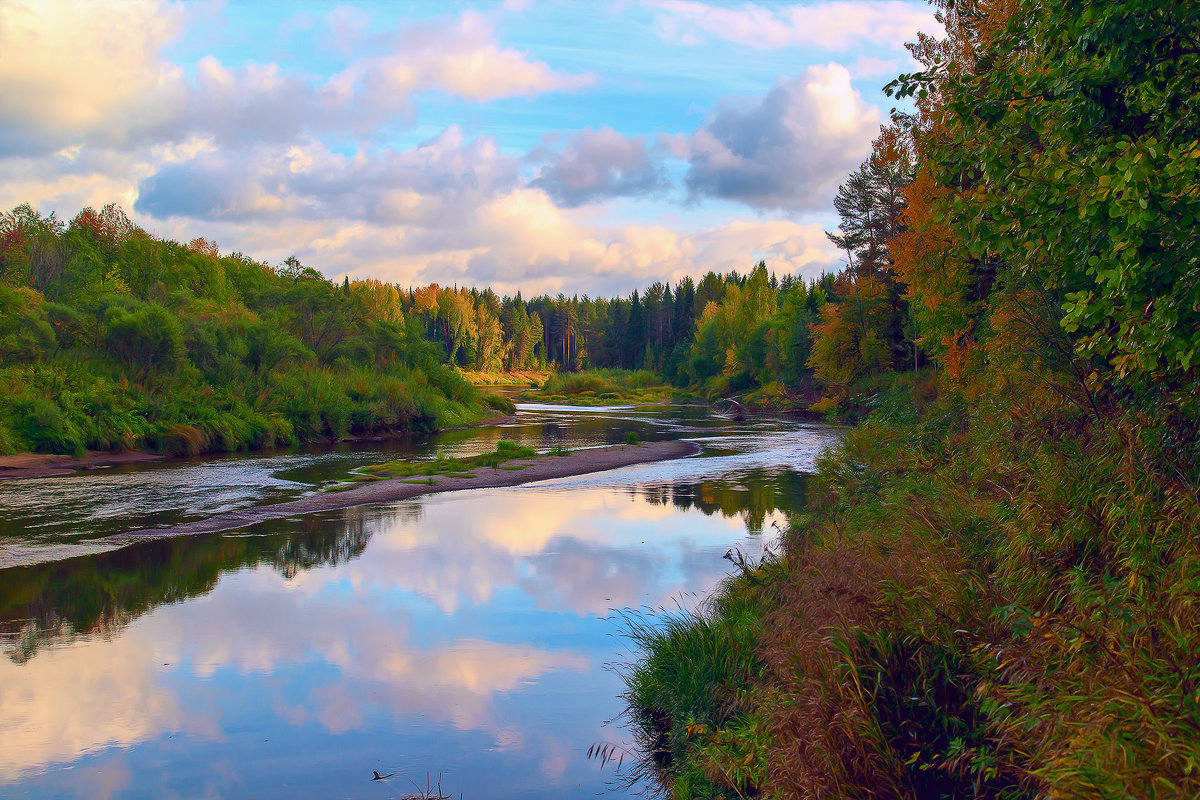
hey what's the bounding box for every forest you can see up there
[0,202,849,457]
[0,80,933,460]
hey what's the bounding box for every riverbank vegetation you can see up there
[520,368,683,405]
[623,1,1200,797]
[0,208,508,456]
[0,203,833,457]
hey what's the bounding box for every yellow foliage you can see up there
[350,278,403,324]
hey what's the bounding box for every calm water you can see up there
[0,404,839,799]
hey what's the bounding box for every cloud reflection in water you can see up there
[0,478,797,797]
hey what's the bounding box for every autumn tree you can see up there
[893,0,1200,396]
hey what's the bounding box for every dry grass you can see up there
[626,375,1200,799]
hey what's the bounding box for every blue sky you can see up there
[0,0,939,295]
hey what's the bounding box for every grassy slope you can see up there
[519,368,688,406]
[624,374,1200,799]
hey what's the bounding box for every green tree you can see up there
[893,0,1200,393]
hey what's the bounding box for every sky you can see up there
[0,0,940,297]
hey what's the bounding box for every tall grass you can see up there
[622,565,779,798]
[625,375,1200,798]
[540,368,662,396]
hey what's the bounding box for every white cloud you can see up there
[848,54,907,79]
[0,3,590,157]
[335,11,593,108]
[530,127,670,207]
[653,0,940,50]
[0,0,186,155]
[134,126,521,222]
[684,63,881,211]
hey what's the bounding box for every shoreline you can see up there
[0,413,518,481]
[0,439,700,569]
[0,450,167,480]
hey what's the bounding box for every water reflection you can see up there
[0,513,376,664]
[0,402,732,550]
[0,409,838,799]
[637,469,809,533]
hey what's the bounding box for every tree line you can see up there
[0,204,503,456]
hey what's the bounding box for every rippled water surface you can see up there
[0,403,839,799]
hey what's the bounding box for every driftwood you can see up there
[713,397,747,419]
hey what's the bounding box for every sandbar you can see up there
[0,440,699,569]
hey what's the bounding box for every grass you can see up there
[332,439,538,489]
[456,368,551,387]
[519,368,685,406]
[621,558,781,799]
[623,373,1200,799]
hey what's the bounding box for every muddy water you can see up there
[0,404,839,799]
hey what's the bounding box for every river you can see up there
[0,402,839,799]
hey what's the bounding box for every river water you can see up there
[0,403,839,799]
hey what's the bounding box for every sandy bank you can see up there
[0,450,166,480]
[0,439,699,569]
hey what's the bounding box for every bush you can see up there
[483,392,516,414]
[622,573,772,798]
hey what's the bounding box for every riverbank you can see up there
[0,450,167,479]
[624,385,1200,798]
[0,439,700,569]
[0,413,518,481]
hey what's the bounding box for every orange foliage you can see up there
[411,283,440,317]
[68,203,137,249]
[889,170,982,369]
[807,275,891,409]
[939,330,976,383]
[187,237,220,257]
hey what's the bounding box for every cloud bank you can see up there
[684,64,880,211]
[0,0,918,294]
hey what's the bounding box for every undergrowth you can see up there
[623,374,1200,798]
[524,368,682,405]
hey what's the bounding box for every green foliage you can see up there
[625,5,1200,797]
[101,295,186,375]
[0,284,57,359]
[893,0,1200,393]
[0,208,494,456]
[528,368,679,405]
[481,391,516,415]
[622,573,772,799]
